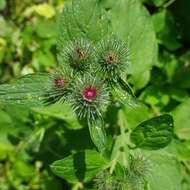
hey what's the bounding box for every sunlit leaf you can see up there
[0,73,51,106]
[51,150,108,183]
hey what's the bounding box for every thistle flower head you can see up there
[96,37,129,83]
[128,153,151,178]
[69,75,109,121]
[43,67,73,104]
[94,171,123,190]
[62,38,95,74]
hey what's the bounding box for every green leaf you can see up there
[152,10,181,51]
[32,103,83,130]
[172,98,190,140]
[122,102,152,129]
[33,3,55,19]
[11,160,35,182]
[0,0,6,11]
[148,0,168,7]
[88,119,107,153]
[171,0,190,43]
[172,51,190,89]
[140,85,170,109]
[0,73,51,106]
[0,109,14,160]
[51,150,108,183]
[130,114,174,150]
[57,0,109,47]
[111,83,138,108]
[144,150,182,190]
[107,0,157,89]
[35,19,58,39]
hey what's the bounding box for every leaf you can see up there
[57,0,110,47]
[111,83,139,108]
[0,0,6,11]
[0,73,51,106]
[144,150,182,190]
[172,51,190,89]
[107,0,157,89]
[130,114,174,150]
[34,3,55,19]
[0,109,14,160]
[88,119,107,153]
[32,103,83,130]
[51,150,108,183]
[172,98,190,140]
[148,0,168,7]
[122,102,152,129]
[171,0,190,43]
[140,85,170,109]
[152,10,181,51]
[35,19,58,39]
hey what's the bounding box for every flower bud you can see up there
[62,38,95,74]
[96,37,129,83]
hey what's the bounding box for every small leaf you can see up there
[111,83,139,108]
[51,150,108,183]
[88,119,107,153]
[130,114,174,150]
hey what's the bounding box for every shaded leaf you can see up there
[32,103,83,130]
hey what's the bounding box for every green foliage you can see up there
[0,0,190,189]
[130,114,174,150]
[144,150,182,190]
[51,150,108,183]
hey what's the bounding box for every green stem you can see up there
[163,0,176,8]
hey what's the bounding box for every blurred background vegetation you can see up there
[0,0,190,190]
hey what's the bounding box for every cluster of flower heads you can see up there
[44,37,130,123]
[94,153,151,190]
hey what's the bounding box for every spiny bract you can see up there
[96,37,130,83]
[69,74,109,122]
[61,38,95,74]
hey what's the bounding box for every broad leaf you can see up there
[32,103,83,130]
[122,102,152,129]
[144,150,182,190]
[57,0,109,47]
[51,150,108,183]
[130,114,174,150]
[172,98,190,140]
[0,73,51,106]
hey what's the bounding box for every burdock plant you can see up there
[0,0,176,189]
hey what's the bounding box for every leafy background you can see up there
[0,0,190,189]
